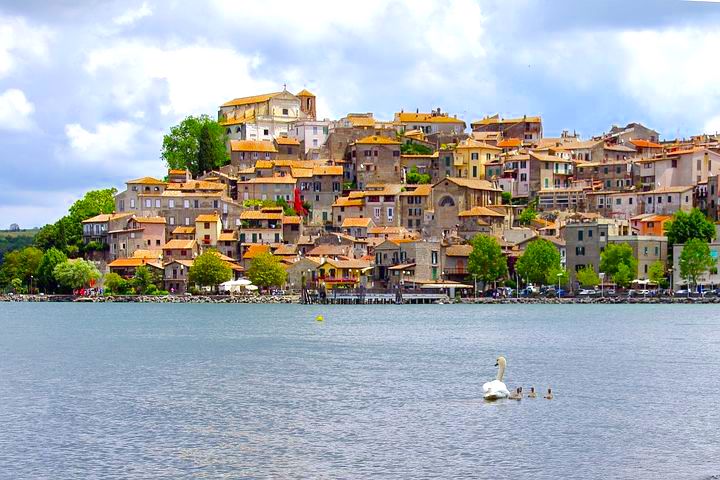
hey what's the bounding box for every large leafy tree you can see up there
[679,238,715,287]
[467,235,508,288]
[103,272,131,295]
[53,259,101,291]
[247,252,287,288]
[515,239,561,285]
[34,189,117,254]
[665,208,715,246]
[0,246,43,288]
[648,260,666,285]
[600,243,638,286]
[132,265,161,295]
[162,115,229,178]
[518,204,537,226]
[576,265,601,288]
[188,250,233,291]
[405,166,431,184]
[36,247,68,292]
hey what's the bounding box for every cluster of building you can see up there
[81,86,720,292]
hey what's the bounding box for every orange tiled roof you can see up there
[127,176,166,185]
[354,135,401,145]
[134,216,166,224]
[497,138,522,148]
[396,112,466,124]
[243,244,271,259]
[296,89,315,97]
[240,210,284,220]
[630,139,662,149]
[230,140,278,153]
[162,239,196,250]
[172,226,195,234]
[342,217,373,228]
[221,92,281,107]
[195,213,220,222]
[282,216,302,225]
[275,137,300,146]
[108,258,162,268]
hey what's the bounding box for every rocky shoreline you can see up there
[2,294,720,304]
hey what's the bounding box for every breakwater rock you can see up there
[0,294,301,304]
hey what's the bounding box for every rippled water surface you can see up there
[1,303,720,479]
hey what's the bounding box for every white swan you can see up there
[483,356,511,400]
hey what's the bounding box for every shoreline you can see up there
[2,294,720,304]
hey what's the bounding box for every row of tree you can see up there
[467,208,719,290]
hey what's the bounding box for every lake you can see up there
[1,303,719,479]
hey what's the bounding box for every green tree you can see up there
[515,239,561,285]
[518,205,537,226]
[188,250,233,291]
[196,123,214,176]
[648,260,666,285]
[679,238,715,287]
[247,252,287,288]
[103,272,131,295]
[501,191,512,205]
[162,115,229,177]
[405,166,431,185]
[36,247,68,292]
[576,265,601,288]
[132,265,156,295]
[400,142,433,155]
[0,246,43,288]
[53,259,101,291]
[665,208,715,246]
[546,266,569,287]
[612,263,634,288]
[10,277,23,293]
[600,243,638,281]
[467,235,508,288]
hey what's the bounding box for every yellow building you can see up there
[453,138,502,179]
[195,213,222,250]
[317,259,372,288]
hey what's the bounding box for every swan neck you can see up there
[496,362,505,381]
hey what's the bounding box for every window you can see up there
[671,159,677,168]
[282,108,288,115]
[588,229,593,238]
[204,222,210,229]
[184,200,190,208]
[374,207,381,218]
[576,246,585,256]
[169,199,175,208]
[313,139,318,147]
[431,251,438,264]
[616,198,621,205]
[604,167,609,174]
[169,217,175,225]
[130,199,136,209]
[520,173,527,182]
[194,200,199,208]
[629,198,633,205]
[393,150,400,157]
[263,129,269,136]
[697,159,702,170]
[312,126,318,134]
[155,199,161,208]
[471,153,479,161]
[387,207,394,221]
[578,230,584,241]
[472,166,477,177]
[185,217,190,226]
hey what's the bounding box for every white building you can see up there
[218,87,316,142]
[288,119,330,157]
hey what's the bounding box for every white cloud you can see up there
[0,15,52,79]
[64,121,141,160]
[84,41,274,119]
[0,88,35,131]
[113,2,153,26]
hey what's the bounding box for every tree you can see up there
[132,265,156,295]
[518,205,537,226]
[36,247,68,292]
[188,250,233,291]
[467,235,508,288]
[247,252,287,288]
[0,246,43,288]
[576,265,600,288]
[501,191,512,205]
[679,238,715,287]
[103,272,131,295]
[600,243,638,282]
[53,259,101,291]
[648,260,666,286]
[405,166,431,185]
[196,123,214,176]
[612,263,633,288]
[400,143,433,155]
[515,239,561,285]
[162,115,229,177]
[665,208,715,246]
[545,266,569,287]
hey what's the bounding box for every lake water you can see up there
[1,303,720,479]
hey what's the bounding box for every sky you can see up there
[1,0,720,228]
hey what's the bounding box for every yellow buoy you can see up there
[316,315,324,322]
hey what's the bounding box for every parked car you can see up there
[578,289,596,296]
[675,289,690,296]
[605,288,616,296]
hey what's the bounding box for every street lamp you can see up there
[668,266,673,294]
[557,272,562,298]
[599,272,605,298]
[473,273,478,299]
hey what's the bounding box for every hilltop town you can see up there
[53,87,720,297]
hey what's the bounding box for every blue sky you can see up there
[1,0,720,228]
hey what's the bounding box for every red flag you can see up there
[293,187,307,216]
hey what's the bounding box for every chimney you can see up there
[416,108,419,114]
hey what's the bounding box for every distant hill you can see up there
[0,229,39,263]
